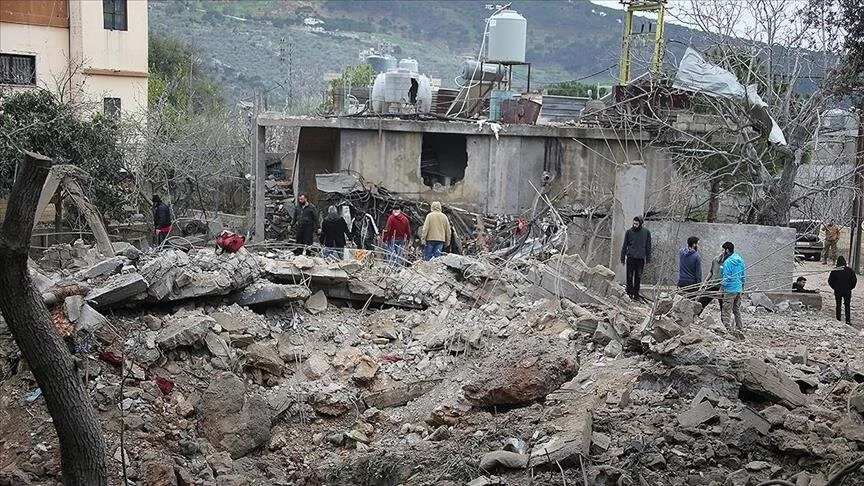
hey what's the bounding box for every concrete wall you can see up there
[325,128,672,215]
[0,0,148,116]
[0,22,70,92]
[644,221,796,291]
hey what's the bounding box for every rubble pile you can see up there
[1,241,864,485]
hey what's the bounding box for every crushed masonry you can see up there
[0,239,863,486]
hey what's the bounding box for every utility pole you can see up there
[853,112,864,273]
[618,0,667,84]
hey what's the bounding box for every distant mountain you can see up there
[149,0,704,111]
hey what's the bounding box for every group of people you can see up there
[291,194,453,266]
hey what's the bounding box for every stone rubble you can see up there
[0,242,863,485]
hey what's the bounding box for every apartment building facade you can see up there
[0,0,148,116]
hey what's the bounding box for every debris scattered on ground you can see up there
[1,241,863,485]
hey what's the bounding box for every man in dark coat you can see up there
[350,209,379,250]
[152,195,172,247]
[320,206,350,259]
[828,256,857,325]
[620,215,652,301]
[293,194,319,247]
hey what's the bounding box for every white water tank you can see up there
[487,9,527,63]
[371,71,433,114]
[398,58,419,73]
[384,69,413,103]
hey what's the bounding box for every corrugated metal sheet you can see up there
[537,95,589,123]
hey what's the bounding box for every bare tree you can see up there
[0,152,107,485]
[664,0,841,225]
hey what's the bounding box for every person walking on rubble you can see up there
[383,205,412,267]
[823,220,841,265]
[677,236,702,294]
[320,206,350,259]
[421,201,452,261]
[828,256,857,325]
[152,194,172,248]
[293,194,319,249]
[720,241,746,339]
[620,216,651,301]
[350,209,379,250]
[698,248,726,315]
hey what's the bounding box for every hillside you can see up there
[149,0,701,111]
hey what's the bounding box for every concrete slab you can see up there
[526,263,598,305]
[264,260,349,285]
[676,400,718,428]
[86,273,148,308]
[232,283,310,307]
[763,291,822,311]
[362,379,443,409]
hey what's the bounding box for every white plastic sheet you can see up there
[673,48,786,146]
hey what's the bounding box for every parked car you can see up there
[788,219,824,261]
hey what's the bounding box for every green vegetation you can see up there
[149,36,225,116]
[0,90,125,218]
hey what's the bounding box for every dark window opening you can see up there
[421,133,467,189]
[103,97,121,119]
[0,54,36,85]
[103,0,128,30]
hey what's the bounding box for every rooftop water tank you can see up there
[383,69,413,103]
[459,60,506,83]
[371,71,432,114]
[487,9,527,63]
[398,58,419,73]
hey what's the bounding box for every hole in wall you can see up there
[420,133,467,190]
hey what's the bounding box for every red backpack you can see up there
[215,230,246,254]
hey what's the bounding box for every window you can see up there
[103,0,127,30]
[104,98,121,119]
[0,54,36,85]
[421,133,468,189]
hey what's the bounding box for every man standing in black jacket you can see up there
[152,195,172,247]
[293,194,319,248]
[621,216,652,301]
[828,256,857,325]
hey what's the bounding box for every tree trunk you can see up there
[0,152,107,485]
[708,178,720,222]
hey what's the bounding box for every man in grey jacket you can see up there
[620,216,651,301]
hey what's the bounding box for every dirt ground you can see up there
[795,260,864,327]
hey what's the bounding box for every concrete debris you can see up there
[749,292,776,312]
[231,282,310,307]
[305,290,328,314]
[199,373,272,459]
[85,273,149,308]
[462,346,578,406]
[7,240,863,485]
[155,313,215,350]
[734,357,808,408]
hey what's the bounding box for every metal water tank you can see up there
[384,69,413,103]
[487,9,527,63]
[398,58,419,73]
[459,60,506,83]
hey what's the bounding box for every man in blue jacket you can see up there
[720,241,746,338]
[678,236,703,292]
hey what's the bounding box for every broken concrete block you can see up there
[526,263,599,304]
[604,340,623,358]
[734,357,807,408]
[790,345,808,365]
[205,332,231,358]
[529,410,593,466]
[691,387,721,407]
[155,313,215,350]
[676,400,718,428]
[352,355,380,384]
[232,283,310,307]
[479,450,528,471]
[592,322,620,346]
[362,379,442,409]
[74,257,125,280]
[576,315,600,334]
[759,404,789,427]
[64,295,84,322]
[245,343,284,376]
[86,273,148,308]
[302,354,332,380]
[670,295,700,327]
[763,291,822,310]
[76,304,109,331]
[309,383,354,417]
[651,317,685,342]
[264,260,349,285]
[462,349,577,407]
[306,290,327,314]
[749,292,776,312]
[199,372,272,459]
